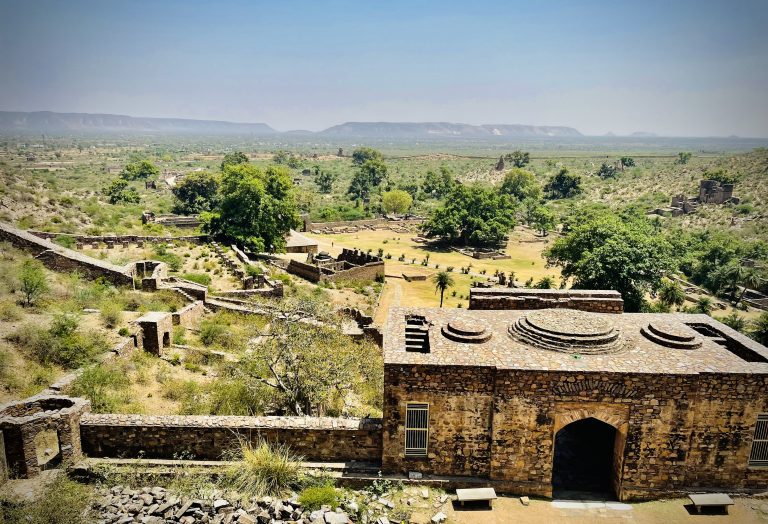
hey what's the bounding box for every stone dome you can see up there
[508,309,625,354]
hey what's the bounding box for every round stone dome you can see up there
[441,319,492,343]
[508,309,625,354]
[641,321,702,349]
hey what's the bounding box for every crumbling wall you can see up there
[80,414,383,462]
[172,301,205,328]
[469,288,624,313]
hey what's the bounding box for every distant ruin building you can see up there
[495,155,505,171]
[141,210,201,229]
[337,148,344,157]
[652,179,740,217]
[286,248,384,283]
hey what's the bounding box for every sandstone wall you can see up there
[469,288,624,313]
[172,301,205,328]
[79,414,383,462]
[304,218,425,233]
[382,364,768,500]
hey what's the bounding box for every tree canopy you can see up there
[347,158,388,201]
[422,166,455,198]
[172,171,219,215]
[422,184,516,247]
[382,189,413,214]
[351,146,383,166]
[201,164,300,253]
[504,150,530,168]
[545,213,674,311]
[104,179,140,204]
[544,167,583,199]
[220,151,249,170]
[120,160,159,180]
[499,168,541,201]
[314,170,337,194]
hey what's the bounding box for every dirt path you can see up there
[375,278,403,325]
[443,496,766,524]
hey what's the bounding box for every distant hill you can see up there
[630,131,659,137]
[319,121,582,138]
[0,111,276,135]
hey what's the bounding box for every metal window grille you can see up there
[749,414,768,467]
[405,403,429,457]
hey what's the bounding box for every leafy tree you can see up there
[104,179,140,204]
[19,260,49,306]
[422,166,454,198]
[752,312,768,345]
[202,163,300,253]
[423,184,517,247]
[221,151,249,170]
[529,205,556,236]
[314,170,337,193]
[432,271,455,307]
[620,157,635,167]
[120,160,159,180]
[272,150,301,168]
[719,311,747,332]
[381,189,413,215]
[658,278,686,309]
[347,171,372,201]
[348,159,388,201]
[351,146,383,166]
[172,171,219,214]
[544,167,582,199]
[596,162,619,179]
[504,150,531,168]
[499,168,541,201]
[703,168,740,184]
[677,152,692,164]
[234,301,382,416]
[545,213,673,311]
[694,296,714,315]
[738,268,763,303]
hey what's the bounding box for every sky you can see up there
[0,0,767,137]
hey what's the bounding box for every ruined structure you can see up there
[141,211,201,229]
[382,288,768,500]
[653,179,741,217]
[286,248,384,283]
[285,229,319,254]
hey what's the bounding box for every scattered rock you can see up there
[408,471,423,480]
[431,512,447,523]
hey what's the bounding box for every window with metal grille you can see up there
[405,403,429,457]
[749,414,768,467]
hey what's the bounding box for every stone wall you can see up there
[381,363,768,500]
[304,217,425,233]
[286,250,384,283]
[79,414,383,462]
[172,301,205,329]
[29,231,208,246]
[469,288,624,313]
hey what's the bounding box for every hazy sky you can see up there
[1,0,767,136]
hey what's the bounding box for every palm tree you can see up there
[658,279,685,310]
[432,271,455,308]
[695,296,714,315]
[738,269,763,304]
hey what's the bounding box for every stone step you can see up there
[514,317,620,347]
[640,326,701,349]
[440,326,492,344]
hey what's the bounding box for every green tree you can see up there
[120,160,159,180]
[499,168,541,201]
[314,170,337,194]
[423,184,517,247]
[534,276,556,289]
[738,269,763,303]
[19,260,49,307]
[544,167,583,199]
[351,146,383,166]
[719,311,747,332]
[658,278,686,309]
[620,157,635,167]
[422,166,454,198]
[529,205,556,236]
[504,150,531,168]
[694,296,714,315]
[704,168,740,184]
[752,312,768,345]
[596,162,619,179]
[221,151,249,170]
[545,214,673,311]
[347,171,372,201]
[104,179,140,204]
[677,152,692,164]
[432,271,455,307]
[348,159,388,201]
[202,163,300,253]
[172,171,219,214]
[381,189,413,215]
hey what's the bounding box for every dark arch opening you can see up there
[553,417,617,498]
[162,332,170,347]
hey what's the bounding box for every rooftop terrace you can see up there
[384,307,768,375]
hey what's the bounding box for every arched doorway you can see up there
[552,417,617,498]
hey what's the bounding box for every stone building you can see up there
[656,179,741,217]
[382,289,768,500]
[286,248,384,283]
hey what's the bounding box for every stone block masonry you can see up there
[79,414,383,462]
[469,288,623,313]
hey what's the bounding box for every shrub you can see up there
[52,235,76,249]
[298,484,340,511]
[181,272,212,286]
[68,364,130,412]
[199,320,229,346]
[0,474,93,524]
[118,327,129,336]
[173,326,187,345]
[227,441,302,496]
[100,302,123,328]
[246,264,263,277]
[19,259,49,306]
[0,299,22,321]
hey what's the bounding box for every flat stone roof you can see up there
[136,311,170,323]
[384,307,768,375]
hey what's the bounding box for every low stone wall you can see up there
[469,288,624,313]
[29,231,208,246]
[172,301,205,328]
[305,218,425,233]
[79,414,383,462]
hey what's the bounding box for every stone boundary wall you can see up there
[0,222,134,286]
[29,231,208,246]
[304,218,425,233]
[172,301,205,328]
[79,414,383,462]
[469,288,624,313]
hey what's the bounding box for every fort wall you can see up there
[469,288,623,313]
